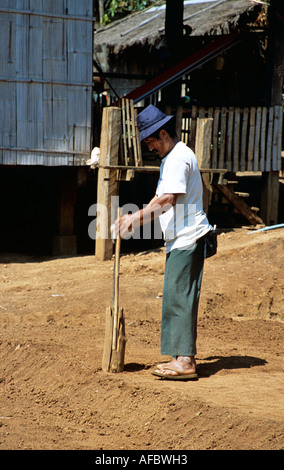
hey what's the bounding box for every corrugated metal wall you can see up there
[0,0,94,166]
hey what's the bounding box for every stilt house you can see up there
[0,1,283,257]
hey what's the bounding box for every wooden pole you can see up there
[195,117,213,214]
[95,107,121,261]
[101,208,126,373]
[260,0,283,225]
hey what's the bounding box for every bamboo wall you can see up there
[112,101,283,174]
[181,105,283,173]
[0,0,94,166]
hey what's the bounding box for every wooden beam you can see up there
[95,107,121,261]
[99,164,226,174]
[260,171,279,226]
[216,184,264,226]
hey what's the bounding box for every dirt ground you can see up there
[0,227,283,451]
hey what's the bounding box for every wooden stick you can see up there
[112,208,121,351]
[121,98,128,165]
[130,100,138,167]
[125,99,133,165]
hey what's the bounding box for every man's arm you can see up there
[117,193,181,239]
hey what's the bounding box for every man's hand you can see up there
[113,193,181,240]
[115,212,141,239]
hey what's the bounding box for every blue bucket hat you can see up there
[136,104,174,141]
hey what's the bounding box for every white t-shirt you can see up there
[156,141,211,252]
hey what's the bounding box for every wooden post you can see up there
[195,117,213,214]
[95,107,121,261]
[53,169,77,256]
[162,0,184,108]
[260,171,280,226]
[260,0,284,225]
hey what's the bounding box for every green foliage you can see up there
[101,0,158,25]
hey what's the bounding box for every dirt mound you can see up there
[0,228,283,450]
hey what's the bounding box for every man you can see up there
[117,104,211,380]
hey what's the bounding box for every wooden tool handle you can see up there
[112,208,121,350]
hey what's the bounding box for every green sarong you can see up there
[161,236,205,357]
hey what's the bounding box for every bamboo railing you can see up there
[108,100,283,173]
[181,105,283,173]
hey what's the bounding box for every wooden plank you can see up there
[226,106,234,171]
[218,107,227,169]
[277,105,283,171]
[265,107,274,171]
[100,164,226,174]
[272,105,280,171]
[212,107,220,169]
[247,107,256,171]
[253,106,262,172]
[259,107,267,172]
[195,118,213,214]
[240,107,249,172]
[195,118,213,169]
[233,107,240,172]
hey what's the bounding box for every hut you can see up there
[0,0,95,255]
[0,1,283,257]
[93,0,284,255]
[94,0,268,102]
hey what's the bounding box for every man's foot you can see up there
[152,356,197,380]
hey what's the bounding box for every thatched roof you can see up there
[94,0,265,54]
